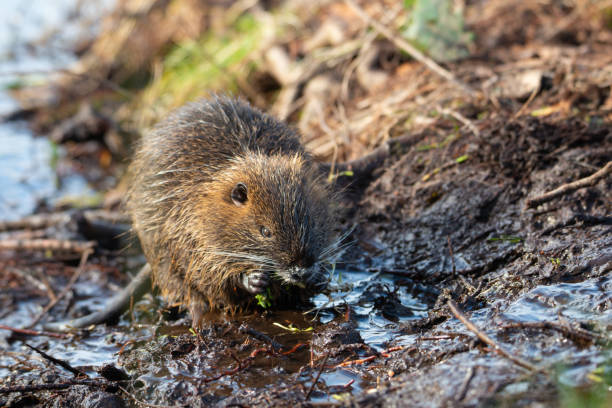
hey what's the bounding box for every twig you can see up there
[541,213,612,235]
[199,347,275,384]
[335,355,377,368]
[419,333,472,341]
[27,249,92,329]
[0,212,69,232]
[380,346,404,358]
[344,0,476,96]
[0,379,111,394]
[8,268,53,297]
[281,342,308,355]
[25,344,87,377]
[305,352,330,400]
[310,342,314,369]
[44,263,152,332]
[333,345,406,367]
[500,321,607,343]
[525,161,612,208]
[0,210,129,232]
[0,325,68,339]
[447,300,538,372]
[513,82,540,119]
[439,107,480,137]
[239,324,285,351]
[456,366,476,402]
[0,239,95,253]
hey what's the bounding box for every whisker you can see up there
[208,250,280,268]
[320,226,355,258]
[320,233,355,260]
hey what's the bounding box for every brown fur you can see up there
[126,97,339,327]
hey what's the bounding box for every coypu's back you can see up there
[127,97,337,326]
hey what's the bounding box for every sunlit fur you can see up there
[126,97,340,326]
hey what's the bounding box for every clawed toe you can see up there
[241,271,268,294]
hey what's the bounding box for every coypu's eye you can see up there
[230,182,248,206]
[260,226,272,238]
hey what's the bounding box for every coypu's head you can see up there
[191,151,339,304]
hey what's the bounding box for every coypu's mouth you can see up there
[240,264,329,295]
[278,264,329,291]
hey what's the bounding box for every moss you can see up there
[130,13,265,129]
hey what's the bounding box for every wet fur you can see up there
[126,97,340,326]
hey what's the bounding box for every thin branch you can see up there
[439,107,481,137]
[25,344,87,377]
[239,323,285,351]
[0,210,129,232]
[0,68,133,98]
[0,379,111,394]
[305,352,331,400]
[43,263,152,332]
[0,239,95,253]
[500,321,607,343]
[447,300,538,372]
[0,212,70,232]
[456,366,476,402]
[0,325,68,339]
[27,249,92,329]
[525,161,611,208]
[513,82,540,119]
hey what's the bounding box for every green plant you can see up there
[255,288,274,308]
[402,0,473,61]
[558,356,612,408]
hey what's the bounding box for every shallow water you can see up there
[0,0,110,221]
[0,121,94,221]
[313,269,429,348]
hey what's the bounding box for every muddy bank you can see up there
[1,114,609,408]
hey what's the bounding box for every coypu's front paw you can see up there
[241,271,268,294]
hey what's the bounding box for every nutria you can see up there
[46,97,341,330]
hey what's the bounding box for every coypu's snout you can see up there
[282,261,328,291]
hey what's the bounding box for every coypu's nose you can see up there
[289,269,303,281]
[293,254,315,269]
[289,255,315,281]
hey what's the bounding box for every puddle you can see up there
[0,121,94,221]
[313,270,429,348]
[501,276,612,327]
[0,0,112,221]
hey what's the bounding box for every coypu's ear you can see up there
[230,182,248,206]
